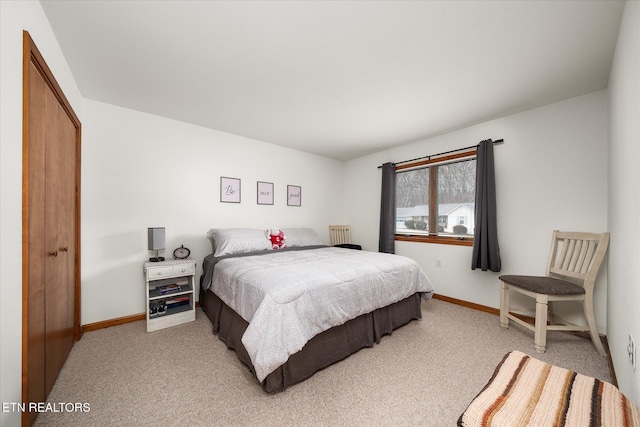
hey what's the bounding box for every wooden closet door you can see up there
[43,83,76,395]
[23,31,81,427]
[26,61,48,411]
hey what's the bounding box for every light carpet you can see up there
[33,299,613,426]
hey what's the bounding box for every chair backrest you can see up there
[546,230,610,292]
[329,225,352,246]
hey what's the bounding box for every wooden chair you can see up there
[499,230,610,355]
[329,225,361,250]
[329,225,351,245]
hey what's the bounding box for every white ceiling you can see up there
[40,1,625,161]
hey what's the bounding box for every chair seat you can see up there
[333,243,362,250]
[499,275,585,295]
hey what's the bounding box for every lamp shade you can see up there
[147,227,165,251]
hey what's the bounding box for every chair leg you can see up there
[534,294,548,353]
[548,301,556,325]
[583,297,606,356]
[499,281,509,329]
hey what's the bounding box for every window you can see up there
[395,150,476,245]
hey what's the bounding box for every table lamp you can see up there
[148,227,165,262]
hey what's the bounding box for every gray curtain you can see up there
[471,140,501,272]
[379,162,396,254]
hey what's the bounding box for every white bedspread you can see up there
[208,247,434,382]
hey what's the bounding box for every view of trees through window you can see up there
[396,158,476,237]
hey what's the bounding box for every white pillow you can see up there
[282,228,323,247]
[207,228,272,257]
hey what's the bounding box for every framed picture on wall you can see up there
[220,177,241,203]
[287,185,301,207]
[257,181,274,205]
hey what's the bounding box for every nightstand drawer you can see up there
[172,264,195,276]
[146,266,172,280]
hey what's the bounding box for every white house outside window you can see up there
[395,150,476,244]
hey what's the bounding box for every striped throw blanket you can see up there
[458,351,639,427]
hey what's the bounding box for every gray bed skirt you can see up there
[200,285,424,392]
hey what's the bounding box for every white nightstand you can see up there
[144,259,196,332]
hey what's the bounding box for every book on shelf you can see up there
[154,283,181,294]
[165,296,189,304]
[166,296,190,309]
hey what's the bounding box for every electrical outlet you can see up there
[435,259,442,268]
[629,334,636,371]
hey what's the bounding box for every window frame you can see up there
[395,149,476,246]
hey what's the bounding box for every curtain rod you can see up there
[377,139,504,169]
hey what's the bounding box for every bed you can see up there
[200,228,434,392]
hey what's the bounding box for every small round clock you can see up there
[173,245,190,260]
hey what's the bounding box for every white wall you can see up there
[344,90,609,328]
[0,2,83,426]
[81,100,345,324]
[607,0,640,405]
